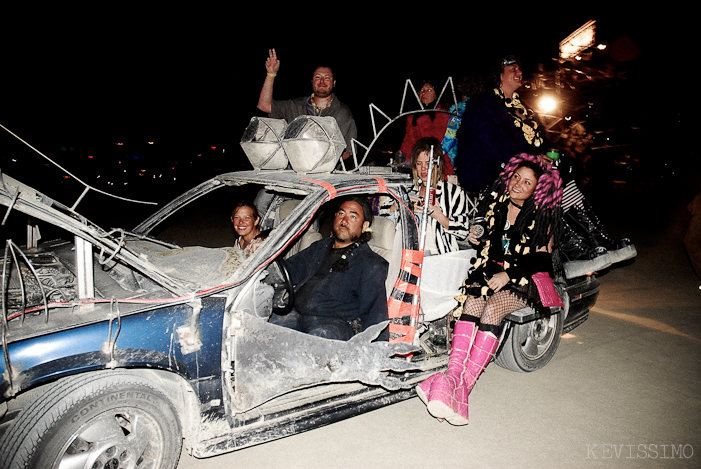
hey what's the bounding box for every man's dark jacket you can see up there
[287,237,389,340]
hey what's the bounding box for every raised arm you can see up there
[257,48,280,114]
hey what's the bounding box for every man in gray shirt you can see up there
[257,48,357,161]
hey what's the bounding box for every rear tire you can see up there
[494,310,564,372]
[0,370,182,469]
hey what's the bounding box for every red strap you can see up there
[369,176,388,193]
[399,259,423,278]
[401,249,424,265]
[301,178,337,199]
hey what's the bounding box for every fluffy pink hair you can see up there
[477,153,563,247]
[498,153,562,213]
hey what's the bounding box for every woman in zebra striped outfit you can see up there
[383,137,469,255]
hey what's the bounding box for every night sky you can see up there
[1,10,690,181]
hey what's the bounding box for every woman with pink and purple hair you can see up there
[416,153,563,426]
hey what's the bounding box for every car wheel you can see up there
[0,370,182,469]
[494,309,564,373]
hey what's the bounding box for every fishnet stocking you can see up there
[463,289,528,326]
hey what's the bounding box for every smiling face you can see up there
[232,205,260,241]
[332,201,369,248]
[500,63,523,96]
[508,165,539,204]
[311,67,335,98]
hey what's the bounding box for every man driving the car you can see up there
[269,196,389,341]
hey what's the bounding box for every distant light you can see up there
[210,146,217,150]
[560,20,596,60]
[88,155,94,159]
[148,141,154,145]
[116,142,124,146]
[538,96,558,114]
[597,44,607,50]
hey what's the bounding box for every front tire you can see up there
[0,370,182,469]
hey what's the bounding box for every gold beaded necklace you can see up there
[310,93,334,114]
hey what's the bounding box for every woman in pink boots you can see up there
[417,153,563,425]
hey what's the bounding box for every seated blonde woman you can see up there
[382,137,469,255]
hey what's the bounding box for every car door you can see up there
[223,189,421,414]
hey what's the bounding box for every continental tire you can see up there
[0,370,182,469]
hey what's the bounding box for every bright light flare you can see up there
[538,96,558,114]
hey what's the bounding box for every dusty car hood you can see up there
[0,171,234,296]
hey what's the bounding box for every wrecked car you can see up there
[0,116,599,468]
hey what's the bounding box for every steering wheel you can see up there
[268,257,295,314]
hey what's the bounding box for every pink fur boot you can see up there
[445,329,500,425]
[423,321,477,420]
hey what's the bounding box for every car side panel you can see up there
[0,297,226,404]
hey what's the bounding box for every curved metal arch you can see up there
[0,123,157,211]
[340,77,459,172]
